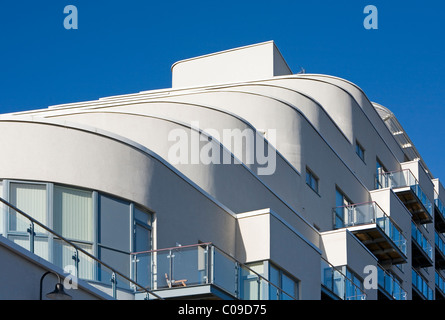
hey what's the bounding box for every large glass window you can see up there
[335,188,352,228]
[3,180,153,285]
[98,194,131,278]
[9,182,47,233]
[8,182,49,259]
[134,206,151,253]
[53,185,94,279]
[54,185,93,243]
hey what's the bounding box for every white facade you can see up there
[0,41,443,300]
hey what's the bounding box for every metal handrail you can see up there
[0,197,163,300]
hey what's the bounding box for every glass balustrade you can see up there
[435,197,445,221]
[411,222,433,261]
[412,269,434,300]
[131,243,297,300]
[435,271,445,297]
[333,202,407,256]
[377,265,407,300]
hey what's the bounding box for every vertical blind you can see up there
[9,182,47,233]
[54,185,93,242]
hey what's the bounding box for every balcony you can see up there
[377,169,433,224]
[435,232,445,269]
[412,269,434,300]
[320,258,366,300]
[130,243,297,300]
[435,271,445,300]
[377,265,407,300]
[333,202,407,265]
[411,222,434,268]
[434,196,445,233]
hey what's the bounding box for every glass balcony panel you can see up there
[7,234,30,251]
[170,246,203,286]
[411,222,433,261]
[213,249,238,297]
[241,267,260,300]
[133,253,151,289]
[155,250,173,289]
[333,269,345,299]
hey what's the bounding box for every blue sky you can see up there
[0,0,444,181]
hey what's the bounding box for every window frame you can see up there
[305,167,320,194]
[355,140,366,162]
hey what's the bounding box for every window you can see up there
[54,185,93,243]
[335,188,352,228]
[134,206,152,253]
[8,182,49,258]
[375,158,387,189]
[53,185,94,279]
[269,263,299,300]
[344,267,364,300]
[246,261,299,300]
[356,140,365,162]
[306,167,319,194]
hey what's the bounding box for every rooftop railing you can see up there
[131,243,297,300]
[0,197,162,300]
[320,258,367,300]
[333,201,407,256]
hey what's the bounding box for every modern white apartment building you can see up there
[0,41,443,300]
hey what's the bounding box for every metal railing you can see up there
[320,258,367,300]
[131,243,298,300]
[0,197,162,300]
[333,201,407,255]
